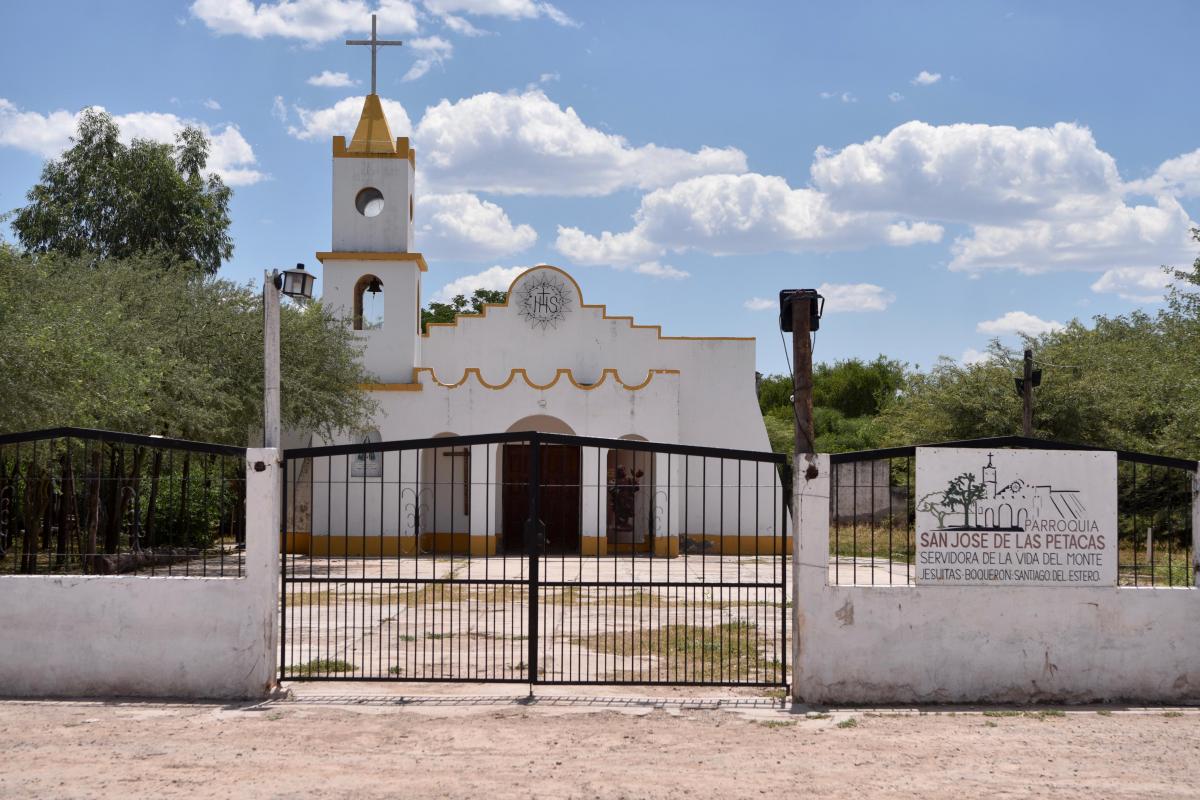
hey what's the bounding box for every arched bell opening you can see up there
[353,274,385,330]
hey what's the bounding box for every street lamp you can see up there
[279,262,316,300]
[264,263,317,450]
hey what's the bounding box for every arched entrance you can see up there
[607,435,654,554]
[502,415,580,554]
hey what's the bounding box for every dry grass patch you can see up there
[574,621,774,682]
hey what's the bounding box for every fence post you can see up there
[246,447,281,695]
[792,452,829,704]
[1193,465,1199,588]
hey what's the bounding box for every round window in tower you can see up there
[355,187,385,218]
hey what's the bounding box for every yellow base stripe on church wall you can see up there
[293,533,498,557]
[284,533,785,557]
[688,534,793,556]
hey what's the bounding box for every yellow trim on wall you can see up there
[315,251,428,271]
[359,382,423,391]
[580,536,607,556]
[412,366,680,392]
[689,534,792,556]
[300,533,498,557]
[282,531,312,555]
[332,136,416,164]
[421,264,753,342]
[286,532,782,557]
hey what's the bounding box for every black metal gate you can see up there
[280,432,789,685]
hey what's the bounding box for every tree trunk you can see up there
[21,463,48,574]
[86,448,102,573]
[127,448,145,551]
[103,446,122,554]
[177,453,191,545]
[55,452,71,569]
[145,448,163,549]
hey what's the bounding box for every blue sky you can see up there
[1,0,1197,374]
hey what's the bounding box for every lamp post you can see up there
[264,263,316,449]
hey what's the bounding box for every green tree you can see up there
[0,248,375,443]
[11,109,233,274]
[943,472,986,527]
[756,356,904,456]
[812,356,906,417]
[421,288,507,332]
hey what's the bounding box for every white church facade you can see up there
[286,94,786,558]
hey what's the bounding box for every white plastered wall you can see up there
[0,449,280,699]
[793,454,1200,704]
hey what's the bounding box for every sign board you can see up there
[915,448,1117,587]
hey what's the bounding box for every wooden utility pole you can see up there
[790,292,816,456]
[1021,348,1034,438]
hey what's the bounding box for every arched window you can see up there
[353,274,384,330]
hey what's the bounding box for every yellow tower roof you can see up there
[347,94,396,154]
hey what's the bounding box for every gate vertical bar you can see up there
[526,434,541,684]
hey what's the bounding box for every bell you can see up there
[366,277,384,295]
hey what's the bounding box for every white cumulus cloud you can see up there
[189,0,419,42]
[203,98,222,110]
[403,36,453,82]
[308,70,358,87]
[554,173,934,266]
[977,311,1065,337]
[817,282,895,312]
[414,90,747,196]
[950,195,1196,274]
[624,261,689,279]
[288,95,413,140]
[0,99,266,186]
[423,0,577,26]
[1090,266,1175,303]
[433,265,527,301]
[811,120,1122,224]
[808,119,1197,275]
[744,297,775,311]
[912,70,942,85]
[417,192,536,260]
[283,90,744,196]
[961,348,991,365]
[1126,148,1200,198]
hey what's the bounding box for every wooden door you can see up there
[502,444,581,554]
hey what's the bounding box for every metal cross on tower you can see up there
[345,14,403,95]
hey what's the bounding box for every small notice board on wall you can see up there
[915,448,1118,587]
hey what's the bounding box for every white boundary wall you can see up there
[793,453,1200,704]
[0,448,279,699]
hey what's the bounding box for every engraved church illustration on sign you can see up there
[284,57,784,559]
[918,453,1088,532]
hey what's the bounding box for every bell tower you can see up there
[316,17,424,385]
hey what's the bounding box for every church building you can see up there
[287,91,786,558]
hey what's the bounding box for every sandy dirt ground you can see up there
[1,684,1197,799]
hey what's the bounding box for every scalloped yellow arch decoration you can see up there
[411,366,679,391]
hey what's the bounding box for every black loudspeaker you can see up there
[779,289,823,332]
